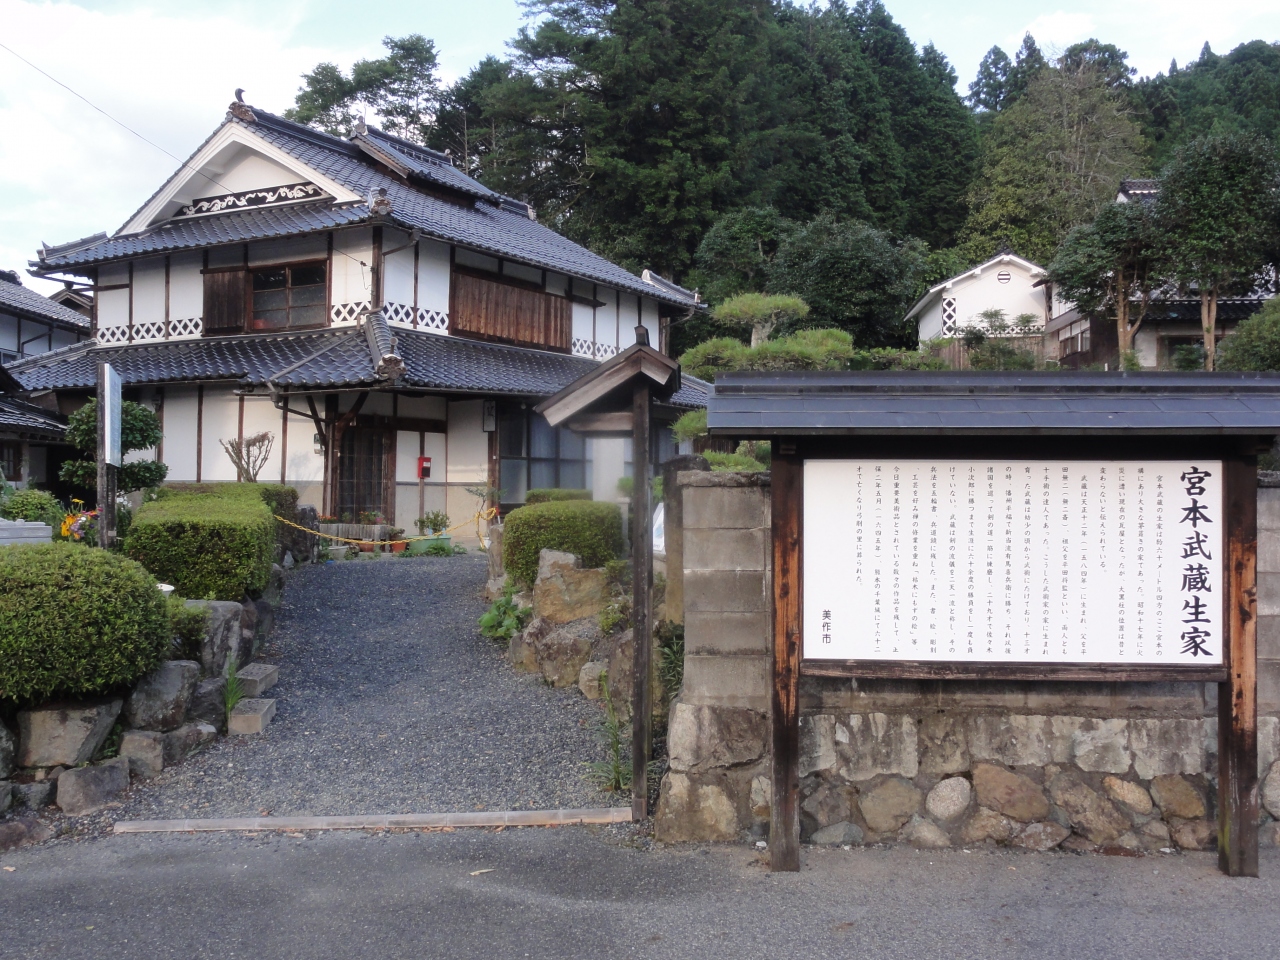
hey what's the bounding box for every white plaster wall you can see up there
[383,229,415,306]
[199,389,241,482]
[1134,326,1160,369]
[248,235,328,267]
[417,239,450,317]
[946,265,1046,330]
[917,301,944,341]
[216,149,298,193]
[132,258,166,327]
[283,407,325,488]
[446,399,488,536]
[332,228,373,318]
[619,292,639,346]
[641,297,660,346]
[97,263,130,331]
[591,437,627,503]
[0,314,16,352]
[572,302,594,344]
[51,328,80,350]
[170,251,204,325]
[393,429,449,527]
[162,386,200,482]
[594,284,618,349]
[239,395,284,483]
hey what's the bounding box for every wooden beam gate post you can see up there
[631,381,653,819]
[1220,455,1259,877]
[770,446,802,871]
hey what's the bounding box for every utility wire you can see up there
[0,40,374,277]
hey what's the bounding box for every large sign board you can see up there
[804,459,1224,666]
[101,362,123,468]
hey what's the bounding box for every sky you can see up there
[2,0,1279,296]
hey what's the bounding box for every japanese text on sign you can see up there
[803,459,1224,665]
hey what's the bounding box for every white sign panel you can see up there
[804,460,1223,666]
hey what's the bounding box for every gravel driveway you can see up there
[114,554,617,822]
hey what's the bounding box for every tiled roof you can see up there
[708,370,1280,436]
[0,278,91,330]
[33,108,700,309]
[7,323,710,408]
[0,396,66,440]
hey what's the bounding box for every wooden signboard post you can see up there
[96,361,122,550]
[707,371,1276,878]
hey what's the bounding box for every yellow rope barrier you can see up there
[272,507,500,548]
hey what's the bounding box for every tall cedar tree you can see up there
[1049,201,1164,358]
[1156,134,1280,370]
[961,55,1146,264]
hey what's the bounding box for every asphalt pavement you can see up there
[2,828,1278,960]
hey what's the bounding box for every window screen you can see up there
[251,261,327,331]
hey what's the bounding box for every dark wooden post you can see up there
[96,362,117,550]
[631,380,653,818]
[770,446,802,871]
[1219,454,1259,876]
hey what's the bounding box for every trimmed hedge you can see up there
[0,542,169,703]
[524,488,591,506]
[127,490,275,600]
[0,488,65,531]
[504,500,624,586]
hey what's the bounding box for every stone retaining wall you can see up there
[655,471,1280,852]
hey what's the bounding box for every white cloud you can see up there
[0,0,373,294]
[1013,11,1096,55]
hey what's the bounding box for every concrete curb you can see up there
[113,807,634,834]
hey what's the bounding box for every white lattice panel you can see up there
[132,320,167,342]
[331,301,370,325]
[97,326,129,344]
[170,317,203,338]
[572,338,594,358]
[383,302,415,327]
[593,342,617,360]
[941,297,957,336]
[419,308,448,331]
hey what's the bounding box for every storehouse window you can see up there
[0,441,21,482]
[250,261,328,331]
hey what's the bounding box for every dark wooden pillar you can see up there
[770,447,802,871]
[631,381,653,818]
[1219,454,1259,876]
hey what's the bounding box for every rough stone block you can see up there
[684,611,769,656]
[1259,661,1280,714]
[125,660,200,733]
[960,807,1015,844]
[1071,718,1132,774]
[532,552,608,624]
[683,570,767,613]
[262,562,285,607]
[859,777,922,835]
[1048,771,1128,844]
[918,714,968,776]
[926,777,972,821]
[667,702,767,774]
[235,662,279,698]
[1103,776,1153,815]
[1014,821,1070,851]
[680,655,770,709]
[119,730,165,779]
[903,816,951,848]
[972,763,1048,822]
[801,780,854,831]
[0,781,9,814]
[682,485,768,531]
[1260,573,1280,617]
[228,699,277,736]
[162,722,218,764]
[1258,490,1280,532]
[17,699,123,768]
[12,781,54,809]
[1170,818,1215,851]
[186,600,244,677]
[1261,761,1280,819]
[683,527,766,572]
[810,821,863,845]
[654,772,740,842]
[188,677,227,728]
[1130,719,1204,780]
[799,715,837,778]
[578,660,607,699]
[0,817,53,851]
[0,722,14,779]
[1150,775,1206,820]
[508,617,549,674]
[56,757,129,815]
[1259,717,1280,776]
[836,714,919,781]
[1259,616,1280,661]
[251,598,276,656]
[535,619,601,688]
[967,715,1052,768]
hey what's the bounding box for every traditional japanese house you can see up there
[11,98,706,532]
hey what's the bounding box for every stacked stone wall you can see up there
[655,471,1280,853]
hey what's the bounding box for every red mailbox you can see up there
[417,456,432,479]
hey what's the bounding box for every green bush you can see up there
[1219,299,1280,371]
[0,542,169,703]
[127,491,274,600]
[524,488,591,506]
[705,451,767,472]
[504,500,625,586]
[168,594,209,661]
[0,488,65,531]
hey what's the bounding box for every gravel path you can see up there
[114,554,617,821]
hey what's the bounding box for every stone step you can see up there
[228,698,277,736]
[235,662,279,698]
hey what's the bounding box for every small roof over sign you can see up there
[707,371,1280,437]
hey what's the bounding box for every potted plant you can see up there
[388,527,407,553]
[408,511,451,555]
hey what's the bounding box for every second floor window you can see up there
[251,262,327,331]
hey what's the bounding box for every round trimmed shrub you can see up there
[0,542,169,703]
[0,488,65,530]
[504,500,624,586]
[524,488,591,506]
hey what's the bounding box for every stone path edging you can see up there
[113,807,633,834]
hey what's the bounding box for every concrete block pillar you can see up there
[660,454,709,625]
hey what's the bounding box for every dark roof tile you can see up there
[0,278,91,329]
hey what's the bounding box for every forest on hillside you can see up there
[284,0,1280,354]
